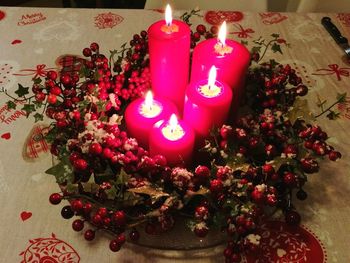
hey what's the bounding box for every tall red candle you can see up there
[190,22,250,114]
[184,66,232,146]
[148,5,191,114]
[149,114,195,167]
[125,91,177,148]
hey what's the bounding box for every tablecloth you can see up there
[0,7,350,263]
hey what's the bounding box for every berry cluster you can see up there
[191,24,218,48]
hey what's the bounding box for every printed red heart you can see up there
[0,10,5,21]
[11,39,22,45]
[20,211,32,221]
[1,132,11,140]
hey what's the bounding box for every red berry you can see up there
[72,219,84,231]
[129,229,140,242]
[109,239,121,252]
[267,194,277,206]
[83,48,92,57]
[71,199,83,212]
[296,84,308,96]
[283,144,298,158]
[196,24,206,35]
[117,233,126,245]
[210,25,219,34]
[220,125,233,139]
[97,207,108,218]
[50,86,61,96]
[192,32,201,41]
[210,179,223,193]
[84,229,95,241]
[195,165,210,180]
[262,164,274,175]
[283,172,297,186]
[328,151,341,161]
[47,70,58,80]
[153,154,167,166]
[251,189,265,203]
[49,193,62,205]
[112,210,126,226]
[230,253,242,262]
[74,159,88,171]
[194,223,208,237]
[89,143,102,155]
[90,42,99,52]
[83,203,92,215]
[145,223,157,235]
[194,206,209,220]
[92,214,102,225]
[47,94,57,104]
[300,158,319,174]
[60,74,71,86]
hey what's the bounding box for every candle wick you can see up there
[167,22,171,27]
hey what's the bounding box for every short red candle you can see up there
[190,22,250,114]
[149,114,195,167]
[184,66,232,145]
[148,5,191,113]
[125,91,177,148]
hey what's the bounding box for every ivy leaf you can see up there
[128,185,169,204]
[79,65,90,78]
[81,182,100,194]
[271,33,280,38]
[33,100,43,109]
[211,212,226,229]
[270,157,295,171]
[66,183,79,194]
[45,156,74,184]
[122,191,143,206]
[271,43,282,54]
[228,162,250,173]
[6,100,16,110]
[241,40,248,46]
[33,113,44,122]
[336,92,347,103]
[251,46,262,54]
[21,104,35,116]
[115,169,131,185]
[287,99,315,124]
[15,84,29,97]
[33,78,42,84]
[45,127,58,144]
[105,186,118,200]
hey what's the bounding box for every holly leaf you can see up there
[228,162,250,173]
[128,185,169,203]
[270,157,295,171]
[33,113,44,122]
[15,84,29,97]
[45,156,74,184]
[287,99,315,124]
[336,92,347,103]
[6,100,16,110]
[21,104,35,116]
[115,169,131,185]
[122,191,143,206]
[271,43,282,54]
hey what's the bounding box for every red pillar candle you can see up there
[184,66,232,145]
[125,91,177,148]
[149,114,195,167]
[148,5,191,114]
[190,22,250,113]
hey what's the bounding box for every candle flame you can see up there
[165,4,172,26]
[218,21,227,46]
[169,114,178,133]
[208,66,217,89]
[145,90,153,110]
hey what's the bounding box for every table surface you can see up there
[0,6,350,263]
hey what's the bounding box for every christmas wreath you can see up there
[5,11,342,263]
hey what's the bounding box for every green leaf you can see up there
[271,33,280,38]
[45,156,74,184]
[81,182,100,194]
[287,98,315,124]
[326,110,340,120]
[66,183,79,194]
[128,185,169,204]
[6,101,16,110]
[336,92,347,103]
[33,113,44,122]
[271,43,282,54]
[44,127,58,144]
[122,191,143,206]
[33,100,43,109]
[33,78,42,84]
[15,84,29,97]
[79,65,90,78]
[270,157,295,171]
[211,212,226,229]
[21,104,35,116]
[251,46,262,54]
[115,169,131,185]
[105,186,118,200]
[241,40,248,46]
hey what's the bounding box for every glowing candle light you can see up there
[125,91,177,148]
[148,5,191,114]
[149,114,195,167]
[184,66,232,146]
